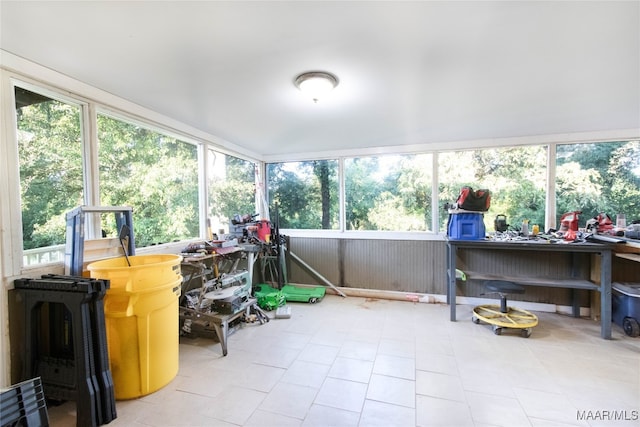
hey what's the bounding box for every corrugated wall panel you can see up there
[284,237,628,307]
[287,237,340,286]
[340,240,445,293]
[288,238,446,294]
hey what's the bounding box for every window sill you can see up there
[280,229,447,241]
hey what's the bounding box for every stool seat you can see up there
[472,279,537,338]
[484,280,524,294]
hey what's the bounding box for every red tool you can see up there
[560,211,581,232]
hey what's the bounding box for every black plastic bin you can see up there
[612,282,640,337]
[0,377,49,427]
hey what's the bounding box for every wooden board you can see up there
[81,238,126,273]
[613,240,640,253]
[615,252,640,263]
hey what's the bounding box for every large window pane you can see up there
[97,114,199,247]
[267,160,339,229]
[208,150,257,234]
[556,141,640,226]
[438,146,547,232]
[16,86,83,265]
[345,154,433,231]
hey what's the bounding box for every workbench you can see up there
[179,247,267,355]
[446,239,614,339]
[179,297,258,356]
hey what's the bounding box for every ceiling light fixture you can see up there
[294,71,339,103]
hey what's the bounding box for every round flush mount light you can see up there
[294,71,339,103]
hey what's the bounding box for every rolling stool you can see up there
[471,280,538,338]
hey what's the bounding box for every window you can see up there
[556,141,640,226]
[16,86,83,265]
[344,154,433,231]
[207,149,257,235]
[267,160,339,229]
[97,114,199,247]
[438,146,547,232]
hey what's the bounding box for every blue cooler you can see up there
[447,212,486,240]
[612,282,640,337]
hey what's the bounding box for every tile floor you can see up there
[49,295,640,426]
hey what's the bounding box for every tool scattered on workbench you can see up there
[494,214,509,232]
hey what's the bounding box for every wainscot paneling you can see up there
[285,237,603,308]
[287,237,446,294]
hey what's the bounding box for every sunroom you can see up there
[1,2,639,426]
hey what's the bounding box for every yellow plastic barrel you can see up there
[88,254,182,400]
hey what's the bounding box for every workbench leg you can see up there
[447,243,457,321]
[212,322,229,356]
[446,243,451,306]
[571,289,580,317]
[600,250,612,339]
[247,252,256,286]
[569,253,581,317]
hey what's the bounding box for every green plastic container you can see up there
[253,284,285,310]
[281,285,325,303]
[254,284,326,308]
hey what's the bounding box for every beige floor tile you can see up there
[465,391,531,427]
[458,364,516,398]
[347,327,384,344]
[251,343,301,369]
[528,417,591,427]
[173,369,232,398]
[378,337,416,358]
[136,405,224,426]
[339,339,379,361]
[280,359,331,388]
[245,409,302,426]
[563,378,640,409]
[314,377,368,412]
[513,387,588,426]
[43,295,640,427]
[328,356,374,383]
[301,404,360,426]
[416,370,465,402]
[366,374,416,408]
[415,351,459,376]
[258,382,319,419]
[199,386,267,425]
[415,336,454,357]
[297,342,341,365]
[233,363,286,393]
[310,329,349,347]
[415,395,474,427]
[359,399,416,426]
[47,401,85,427]
[373,354,415,380]
[272,331,314,350]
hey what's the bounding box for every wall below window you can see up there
[284,237,624,310]
[287,237,446,295]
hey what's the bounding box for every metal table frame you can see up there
[446,239,613,339]
[180,297,260,356]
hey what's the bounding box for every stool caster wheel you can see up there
[472,315,480,324]
[492,325,502,335]
[521,328,532,338]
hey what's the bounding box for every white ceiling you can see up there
[1,1,639,159]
